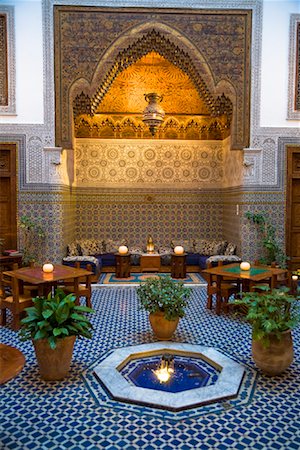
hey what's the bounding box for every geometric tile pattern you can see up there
[1,287,300,449]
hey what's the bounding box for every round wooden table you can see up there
[0,343,25,384]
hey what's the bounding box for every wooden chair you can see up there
[60,262,92,308]
[0,272,33,330]
[206,261,239,314]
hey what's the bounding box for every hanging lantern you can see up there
[142,93,165,136]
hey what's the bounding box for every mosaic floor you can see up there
[1,287,300,450]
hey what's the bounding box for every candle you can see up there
[240,261,251,271]
[292,275,298,281]
[174,245,184,255]
[43,263,54,273]
[118,245,128,255]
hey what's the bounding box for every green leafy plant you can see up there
[245,211,287,268]
[136,276,191,321]
[19,215,45,264]
[20,288,94,349]
[234,285,300,346]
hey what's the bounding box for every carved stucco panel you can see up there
[74,138,225,189]
[243,147,262,185]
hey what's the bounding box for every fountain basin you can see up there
[93,342,245,411]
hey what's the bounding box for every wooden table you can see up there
[171,253,187,278]
[3,264,93,297]
[0,343,25,384]
[115,253,131,278]
[0,254,22,271]
[202,263,288,315]
[140,254,161,272]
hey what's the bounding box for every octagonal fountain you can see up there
[93,342,245,411]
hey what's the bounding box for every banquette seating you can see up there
[62,238,241,276]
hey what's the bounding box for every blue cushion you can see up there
[62,259,100,274]
[186,253,200,265]
[100,253,116,267]
[199,255,209,269]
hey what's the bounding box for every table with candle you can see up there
[3,264,93,297]
[202,262,288,315]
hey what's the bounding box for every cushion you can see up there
[224,243,237,255]
[79,239,103,255]
[171,239,195,253]
[194,239,222,256]
[103,239,127,253]
[67,242,80,256]
[206,255,242,266]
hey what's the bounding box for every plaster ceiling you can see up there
[95,52,210,116]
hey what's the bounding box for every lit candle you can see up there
[174,245,184,255]
[118,245,128,255]
[292,275,298,281]
[43,263,54,273]
[240,261,251,271]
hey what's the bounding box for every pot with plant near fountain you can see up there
[20,288,94,380]
[234,285,300,376]
[136,276,191,340]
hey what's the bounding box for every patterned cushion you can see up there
[224,242,237,255]
[171,239,195,253]
[62,255,100,267]
[206,255,242,264]
[79,239,103,255]
[104,239,127,253]
[67,242,80,256]
[194,239,227,256]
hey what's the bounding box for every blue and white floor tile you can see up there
[1,287,300,450]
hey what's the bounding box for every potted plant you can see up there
[20,288,94,380]
[234,285,300,375]
[136,276,191,340]
[19,215,45,265]
[245,211,287,268]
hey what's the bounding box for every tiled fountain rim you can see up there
[94,342,245,411]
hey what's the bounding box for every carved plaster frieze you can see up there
[0,6,15,115]
[287,14,300,120]
[243,147,262,185]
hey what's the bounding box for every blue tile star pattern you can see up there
[1,287,300,449]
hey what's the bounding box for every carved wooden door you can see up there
[0,143,17,250]
[286,146,300,271]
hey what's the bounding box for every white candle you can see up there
[174,245,184,255]
[43,263,54,273]
[118,245,128,255]
[240,261,251,271]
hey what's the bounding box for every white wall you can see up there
[0,0,43,124]
[260,0,300,128]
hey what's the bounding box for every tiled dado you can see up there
[75,190,224,244]
[18,190,76,263]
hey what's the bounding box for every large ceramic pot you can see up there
[33,335,76,381]
[252,330,294,376]
[149,311,179,340]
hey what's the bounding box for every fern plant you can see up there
[20,288,94,349]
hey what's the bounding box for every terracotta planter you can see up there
[252,330,294,376]
[33,335,76,381]
[149,311,179,340]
